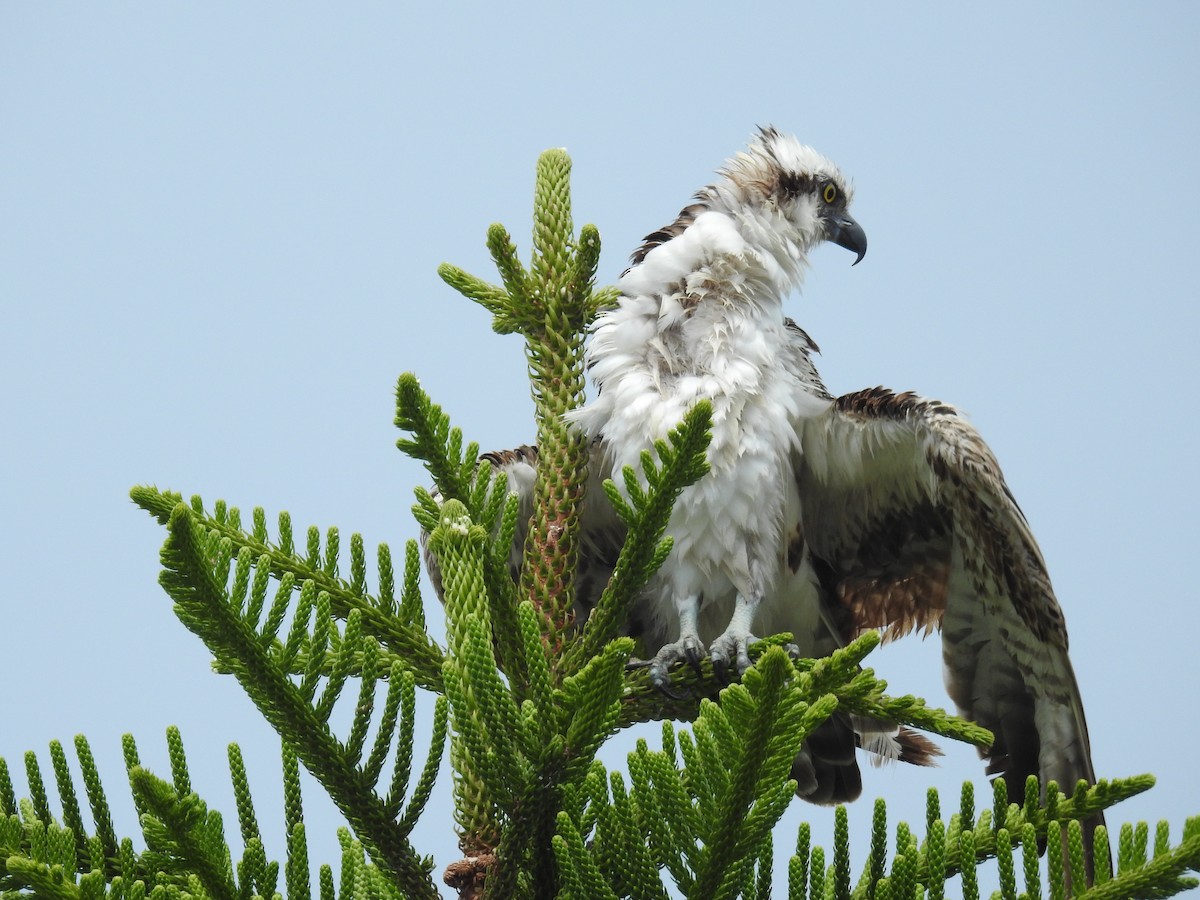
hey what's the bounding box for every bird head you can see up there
[719,126,867,265]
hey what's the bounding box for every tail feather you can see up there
[853,716,943,768]
[792,712,862,805]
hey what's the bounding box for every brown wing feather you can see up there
[798,386,1103,876]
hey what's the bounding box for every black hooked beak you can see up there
[824,212,867,265]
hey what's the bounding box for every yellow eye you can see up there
[823,183,838,204]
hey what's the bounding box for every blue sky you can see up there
[2,3,1197,896]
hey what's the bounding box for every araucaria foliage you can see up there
[2,149,1197,900]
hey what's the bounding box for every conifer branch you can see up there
[556,647,841,898]
[4,852,84,900]
[396,376,528,689]
[611,633,994,761]
[394,695,449,834]
[513,150,591,652]
[227,744,260,851]
[365,664,409,792]
[427,500,506,855]
[281,744,311,900]
[0,759,16,817]
[394,373,480,506]
[154,503,440,898]
[486,223,526,301]
[436,264,515,333]
[130,767,237,900]
[437,149,604,661]
[131,486,443,691]
[25,751,52,827]
[49,740,88,872]
[551,811,622,900]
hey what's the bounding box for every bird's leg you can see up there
[709,589,762,682]
[647,594,704,698]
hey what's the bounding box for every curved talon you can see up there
[649,666,694,701]
[711,651,734,686]
[684,643,705,678]
[737,635,757,674]
[710,631,760,680]
[647,633,706,698]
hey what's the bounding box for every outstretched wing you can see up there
[796,386,1099,809]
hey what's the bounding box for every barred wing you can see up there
[797,387,1099,810]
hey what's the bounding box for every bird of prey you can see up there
[427,128,1100,825]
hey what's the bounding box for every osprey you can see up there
[427,128,1100,833]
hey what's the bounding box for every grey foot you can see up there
[709,629,759,683]
[647,634,705,699]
